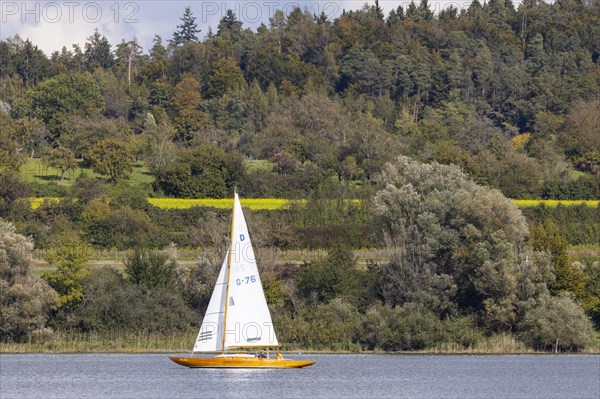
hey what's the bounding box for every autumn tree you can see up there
[255,92,350,173]
[86,139,134,183]
[172,74,211,141]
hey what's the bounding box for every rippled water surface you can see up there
[1,353,598,398]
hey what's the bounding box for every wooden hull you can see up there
[169,356,315,369]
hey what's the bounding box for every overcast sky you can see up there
[1,1,474,55]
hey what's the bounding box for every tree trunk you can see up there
[128,51,132,86]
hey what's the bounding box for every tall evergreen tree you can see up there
[373,0,385,20]
[217,10,242,37]
[14,39,51,87]
[84,30,114,70]
[171,7,201,45]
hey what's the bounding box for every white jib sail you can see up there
[223,193,279,349]
[193,256,228,352]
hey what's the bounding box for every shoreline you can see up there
[3,347,598,355]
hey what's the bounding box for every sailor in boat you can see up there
[276,351,283,360]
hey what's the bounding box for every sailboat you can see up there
[169,192,315,368]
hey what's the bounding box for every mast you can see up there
[221,191,237,353]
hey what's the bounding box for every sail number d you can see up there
[239,234,245,241]
[236,275,256,286]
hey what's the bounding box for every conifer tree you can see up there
[84,30,114,70]
[171,7,201,45]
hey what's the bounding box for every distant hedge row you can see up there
[520,204,600,246]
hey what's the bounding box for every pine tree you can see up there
[84,29,114,70]
[373,0,384,20]
[217,10,242,36]
[171,7,201,45]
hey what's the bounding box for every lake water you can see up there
[1,353,598,398]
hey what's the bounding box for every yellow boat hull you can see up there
[169,355,315,369]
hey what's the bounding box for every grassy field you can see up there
[20,158,272,187]
[245,159,274,173]
[30,247,393,273]
[20,158,154,187]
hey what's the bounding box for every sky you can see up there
[0,0,474,56]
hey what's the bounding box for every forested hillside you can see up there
[0,0,599,352]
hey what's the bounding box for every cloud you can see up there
[1,1,178,54]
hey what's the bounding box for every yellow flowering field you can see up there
[512,199,599,208]
[28,198,599,210]
[147,198,290,210]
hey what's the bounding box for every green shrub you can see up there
[75,267,196,333]
[519,294,595,352]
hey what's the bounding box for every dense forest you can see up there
[1,0,599,352]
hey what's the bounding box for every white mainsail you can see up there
[193,193,278,352]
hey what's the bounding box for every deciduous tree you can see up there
[86,139,134,183]
[0,219,58,341]
[519,294,594,352]
[12,72,104,137]
[373,156,553,330]
[43,236,91,312]
[42,146,77,181]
